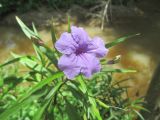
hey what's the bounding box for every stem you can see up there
[52,79,69,119]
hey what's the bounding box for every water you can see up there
[0,17,159,99]
[85,24,159,99]
[0,26,32,62]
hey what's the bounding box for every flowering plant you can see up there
[0,17,146,120]
[55,26,108,79]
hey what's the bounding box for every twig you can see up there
[101,0,111,30]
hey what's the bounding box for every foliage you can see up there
[0,16,146,120]
[0,0,98,16]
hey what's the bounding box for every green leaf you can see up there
[39,46,58,66]
[0,93,44,120]
[33,99,51,120]
[105,34,140,48]
[11,53,47,73]
[19,72,64,101]
[65,100,81,120]
[67,83,85,101]
[133,110,145,120]
[0,72,4,87]
[0,55,34,68]
[0,58,19,68]
[76,75,87,93]
[51,24,57,45]
[96,99,110,109]
[33,44,44,63]
[16,16,39,39]
[76,76,102,120]
[68,16,71,33]
[32,23,39,36]
[3,76,24,89]
[45,81,63,100]
[102,68,137,73]
[89,97,102,120]
[133,105,150,113]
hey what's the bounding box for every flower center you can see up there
[75,45,88,55]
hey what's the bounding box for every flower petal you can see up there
[71,26,89,45]
[87,37,108,58]
[55,32,78,54]
[78,53,101,78]
[58,54,80,79]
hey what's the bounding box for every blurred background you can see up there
[0,0,160,119]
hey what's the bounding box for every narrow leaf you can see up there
[45,81,63,100]
[102,68,137,73]
[77,75,87,93]
[33,44,44,62]
[0,94,44,120]
[65,100,81,120]
[0,57,21,68]
[96,99,110,109]
[39,46,58,66]
[16,16,38,39]
[133,110,145,120]
[19,72,64,101]
[105,34,140,48]
[32,22,39,36]
[68,16,71,33]
[51,24,57,45]
[0,55,36,68]
[89,97,102,120]
[33,99,51,120]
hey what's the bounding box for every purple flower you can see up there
[55,26,108,79]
